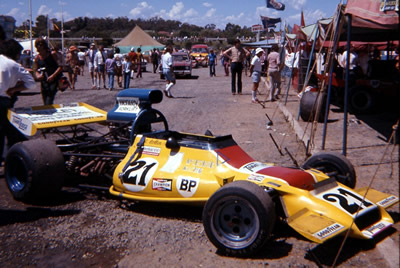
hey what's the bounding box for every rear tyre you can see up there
[202,181,276,257]
[301,152,356,188]
[5,139,66,201]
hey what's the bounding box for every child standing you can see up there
[122,55,132,89]
[105,53,116,90]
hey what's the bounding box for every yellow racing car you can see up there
[5,89,398,257]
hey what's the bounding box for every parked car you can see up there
[190,44,209,67]
[171,52,192,78]
[159,52,192,79]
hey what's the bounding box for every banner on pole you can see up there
[261,16,281,29]
[266,0,285,11]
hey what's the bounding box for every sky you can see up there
[2,0,342,30]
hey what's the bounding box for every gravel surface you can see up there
[0,64,398,268]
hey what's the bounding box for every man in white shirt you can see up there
[161,46,175,98]
[77,48,86,76]
[341,45,360,85]
[94,45,107,89]
[0,39,36,163]
[341,45,359,70]
[86,43,97,89]
[249,47,264,103]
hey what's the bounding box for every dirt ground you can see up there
[0,63,398,268]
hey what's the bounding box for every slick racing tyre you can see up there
[5,139,66,201]
[299,91,327,122]
[302,152,356,188]
[202,181,276,257]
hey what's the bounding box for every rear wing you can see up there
[8,102,107,136]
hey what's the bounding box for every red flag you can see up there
[301,10,305,27]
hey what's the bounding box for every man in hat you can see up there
[249,47,264,103]
[66,45,79,90]
[86,43,97,89]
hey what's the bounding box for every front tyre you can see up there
[302,152,356,188]
[5,139,65,201]
[202,181,276,257]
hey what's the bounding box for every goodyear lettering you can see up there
[377,195,398,207]
[314,223,344,239]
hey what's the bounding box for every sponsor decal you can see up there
[240,161,271,173]
[10,114,32,135]
[152,178,172,191]
[186,159,213,168]
[149,140,162,146]
[177,176,199,198]
[115,97,140,114]
[12,106,104,125]
[121,158,158,192]
[314,223,344,239]
[183,159,213,174]
[247,174,265,182]
[377,195,398,207]
[362,221,391,238]
[143,146,161,156]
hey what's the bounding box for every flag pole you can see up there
[61,3,65,65]
[29,0,33,58]
[47,15,50,47]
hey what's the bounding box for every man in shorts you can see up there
[86,43,97,89]
[77,48,86,76]
[160,46,175,98]
[249,47,264,103]
[94,45,107,89]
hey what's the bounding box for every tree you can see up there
[34,15,48,37]
[205,24,216,30]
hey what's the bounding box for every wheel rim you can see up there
[211,197,260,249]
[5,155,29,193]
